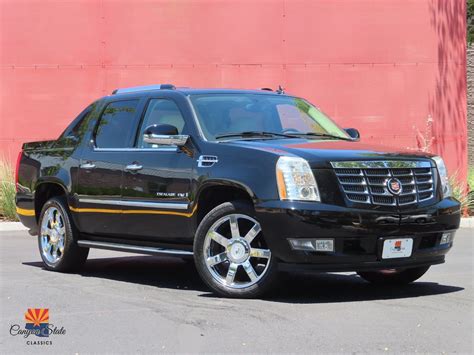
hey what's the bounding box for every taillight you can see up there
[15,151,22,192]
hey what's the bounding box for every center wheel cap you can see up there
[227,240,250,263]
[50,231,59,244]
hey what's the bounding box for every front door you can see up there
[121,98,195,242]
[75,99,142,236]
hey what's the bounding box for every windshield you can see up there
[189,94,350,141]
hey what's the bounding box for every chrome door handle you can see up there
[125,163,143,172]
[80,162,96,169]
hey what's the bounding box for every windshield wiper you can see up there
[215,131,298,140]
[289,132,354,141]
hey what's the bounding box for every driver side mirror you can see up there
[143,124,189,146]
[344,128,360,140]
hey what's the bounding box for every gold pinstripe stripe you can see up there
[68,207,121,214]
[16,207,35,217]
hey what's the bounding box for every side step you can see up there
[77,240,193,257]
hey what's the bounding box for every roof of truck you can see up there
[110,84,287,97]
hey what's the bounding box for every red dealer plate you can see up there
[382,238,413,259]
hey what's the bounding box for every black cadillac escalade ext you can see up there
[15,84,461,298]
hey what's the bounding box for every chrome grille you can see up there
[331,161,435,206]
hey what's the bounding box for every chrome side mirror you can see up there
[143,124,189,147]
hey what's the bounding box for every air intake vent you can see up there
[197,155,218,167]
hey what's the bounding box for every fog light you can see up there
[289,239,334,252]
[440,232,455,245]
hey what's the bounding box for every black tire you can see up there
[194,201,278,298]
[37,196,89,272]
[357,266,430,285]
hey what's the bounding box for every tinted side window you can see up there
[137,99,187,148]
[95,100,139,148]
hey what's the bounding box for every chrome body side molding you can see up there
[93,147,178,152]
[77,198,189,210]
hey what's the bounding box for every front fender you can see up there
[196,178,258,204]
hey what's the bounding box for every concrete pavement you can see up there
[0,228,472,354]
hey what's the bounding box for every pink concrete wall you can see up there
[0,0,467,180]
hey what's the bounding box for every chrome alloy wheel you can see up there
[203,214,271,289]
[40,207,66,265]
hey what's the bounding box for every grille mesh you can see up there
[333,165,435,206]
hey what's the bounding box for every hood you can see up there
[225,138,435,168]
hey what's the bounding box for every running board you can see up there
[77,240,193,256]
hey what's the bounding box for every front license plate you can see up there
[382,238,413,259]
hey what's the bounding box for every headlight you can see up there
[276,156,320,201]
[432,156,451,198]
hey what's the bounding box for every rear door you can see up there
[120,96,195,242]
[75,98,143,236]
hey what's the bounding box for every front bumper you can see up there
[255,197,460,271]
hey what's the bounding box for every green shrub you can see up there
[468,166,474,192]
[449,174,474,216]
[467,167,474,216]
[0,159,18,221]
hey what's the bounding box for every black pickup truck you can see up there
[15,84,460,298]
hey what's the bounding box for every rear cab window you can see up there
[94,100,140,149]
[57,103,97,146]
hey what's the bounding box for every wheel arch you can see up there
[194,180,257,227]
[34,180,69,222]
